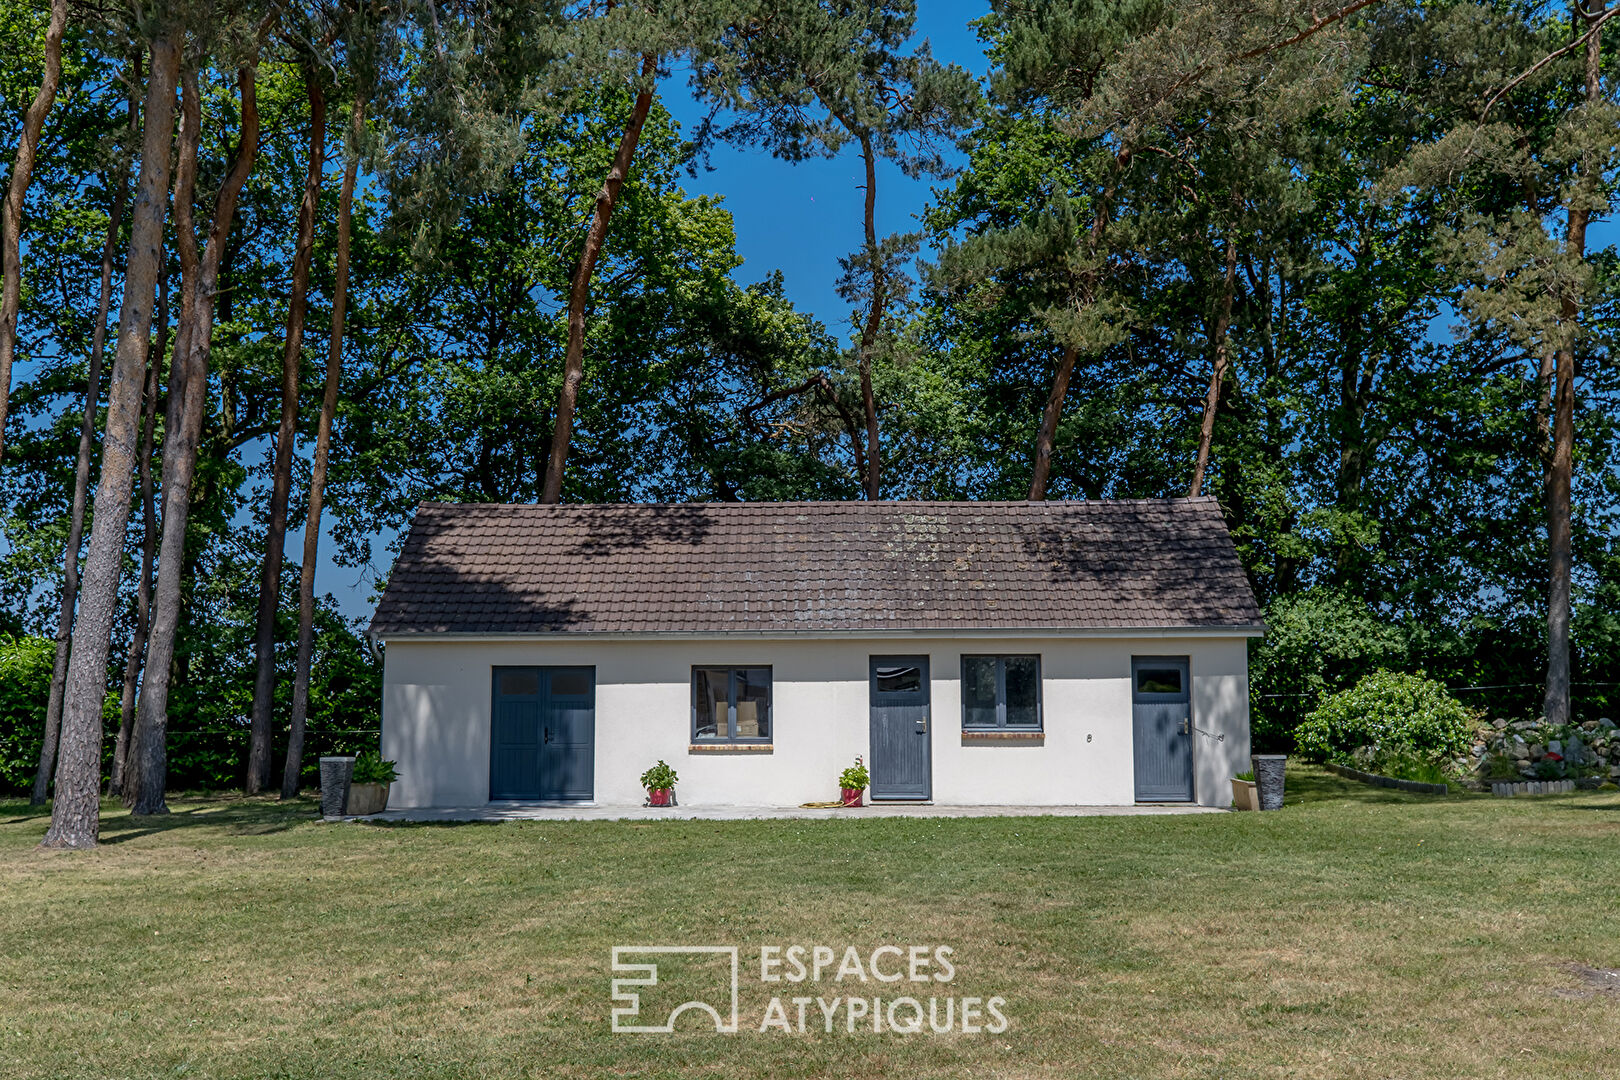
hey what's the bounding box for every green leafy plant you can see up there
[640,760,678,791]
[1484,753,1522,781]
[1296,670,1476,766]
[838,757,869,791]
[1370,750,1450,786]
[1233,770,1256,782]
[352,751,399,784]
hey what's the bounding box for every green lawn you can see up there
[3,767,1620,1079]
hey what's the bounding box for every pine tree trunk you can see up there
[130,62,261,814]
[1544,0,1602,727]
[1189,235,1238,499]
[1028,346,1078,501]
[284,97,363,800]
[541,54,656,504]
[0,0,68,465]
[32,153,129,805]
[40,33,180,850]
[247,73,324,793]
[112,279,164,798]
[855,133,884,501]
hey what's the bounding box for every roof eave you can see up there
[371,624,1267,642]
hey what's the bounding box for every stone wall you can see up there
[1470,716,1619,783]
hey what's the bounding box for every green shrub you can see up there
[639,760,678,790]
[1296,670,1476,765]
[0,635,55,794]
[1233,770,1256,782]
[352,751,398,784]
[1248,589,1405,753]
[1367,749,1451,786]
[838,757,869,791]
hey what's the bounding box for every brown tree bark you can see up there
[540,54,657,504]
[284,97,364,799]
[854,132,884,501]
[1028,346,1078,501]
[40,33,180,850]
[1544,0,1603,727]
[1029,148,1130,501]
[130,61,262,813]
[32,131,132,805]
[0,0,68,465]
[1189,235,1239,498]
[246,72,324,793]
[112,276,164,798]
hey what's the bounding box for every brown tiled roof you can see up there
[368,499,1263,636]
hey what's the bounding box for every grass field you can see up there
[3,767,1620,1079]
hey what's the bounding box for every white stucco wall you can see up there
[379,634,1252,809]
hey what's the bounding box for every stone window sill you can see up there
[688,743,774,753]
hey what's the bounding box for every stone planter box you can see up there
[1252,754,1287,810]
[319,755,356,818]
[1231,778,1260,811]
[346,781,391,816]
[1324,761,1448,795]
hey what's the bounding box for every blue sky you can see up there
[656,2,993,337]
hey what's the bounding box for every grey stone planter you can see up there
[319,756,356,818]
[1252,754,1287,810]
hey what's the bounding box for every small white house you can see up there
[369,499,1263,809]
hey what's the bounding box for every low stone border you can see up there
[1490,779,1576,797]
[1324,761,1448,795]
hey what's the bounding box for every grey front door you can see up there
[1132,656,1193,802]
[869,656,931,800]
[491,666,595,801]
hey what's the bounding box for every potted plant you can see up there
[641,760,678,806]
[839,757,869,807]
[1230,770,1260,811]
[348,751,398,815]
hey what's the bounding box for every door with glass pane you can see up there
[491,666,595,801]
[869,656,931,800]
[1131,656,1193,802]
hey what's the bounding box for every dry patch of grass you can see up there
[3,769,1620,1078]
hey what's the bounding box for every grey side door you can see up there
[541,667,595,801]
[869,656,931,800]
[490,666,595,801]
[1132,656,1193,802]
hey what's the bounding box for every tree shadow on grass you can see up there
[98,796,317,843]
[0,794,319,842]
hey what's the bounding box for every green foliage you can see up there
[1296,670,1477,766]
[1248,590,1406,752]
[0,634,52,794]
[1364,749,1452,786]
[352,751,398,784]
[639,759,678,791]
[1233,769,1255,782]
[1484,753,1521,781]
[838,757,869,790]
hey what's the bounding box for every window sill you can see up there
[961,730,1044,743]
[688,743,774,753]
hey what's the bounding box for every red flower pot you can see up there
[841,787,863,807]
[647,788,673,807]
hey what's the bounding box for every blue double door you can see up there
[491,667,595,801]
